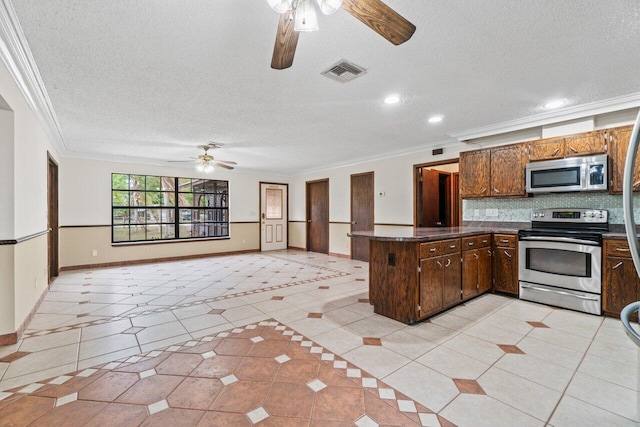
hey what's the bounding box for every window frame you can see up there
[111,174,230,244]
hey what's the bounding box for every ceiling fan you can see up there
[268,0,416,69]
[168,143,237,173]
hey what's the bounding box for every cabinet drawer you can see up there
[441,238,460,255]
[420,241,442,258]
[461,236,490,250]
[604,240,633,258]
[494,234,517,248]
[476,234,492,248]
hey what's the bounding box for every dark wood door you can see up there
[307,179,329,254]
[461,250,478,298]
[459,150,490,198]
[47,154,59,284]
[490,144,526,197]
[421,169,440,226]
[494,247,518,294]
[420,257,443,316]
[351,172,374,262]
[603,256,639,315]
[442,253,461,307]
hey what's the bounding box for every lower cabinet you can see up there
[603,239,639,318]
[461,235,492,299]
[493,234,519,295]
[419,239,461,318]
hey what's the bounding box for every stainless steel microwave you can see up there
[525,154,608,193]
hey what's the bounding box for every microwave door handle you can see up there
[520,284,600,301]
[519,235,599,245]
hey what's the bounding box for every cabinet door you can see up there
[478,248,492,293]
[461,250,478,298]
[608,126,639,194]
[490,144,526,197]
[494,247,518,295]
[420,257,443,316]
[603,256,639,316]
[565,130,607,156]
[459,149,490,198]
[443,253,461,307]
[527,137,565,161]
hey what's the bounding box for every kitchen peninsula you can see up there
[349,225,523,324]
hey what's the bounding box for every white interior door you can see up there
[260,183,287,251]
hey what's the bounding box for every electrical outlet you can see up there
[91,249,98,257]
[486,208,499,217]
[474,209,480,217]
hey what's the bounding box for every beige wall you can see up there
[14,235,48,328]
[60,223,260,268]
[329,223,350,256]
[288,222,306,249]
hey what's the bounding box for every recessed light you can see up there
[543,99,567,109]
[428,115,443,123]
[384,95,400,105]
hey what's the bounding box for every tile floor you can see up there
[0,250,638,426]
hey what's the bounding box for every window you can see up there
[112,174,229,243]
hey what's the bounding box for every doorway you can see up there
[47,153,59,284]
[260,182,288,251]
[415,160,460,227]
[350,172,374,261]
[306,179,329,254]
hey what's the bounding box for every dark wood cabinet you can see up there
[565,129,607,156]
[459,150,490,198]
[419,239,461,317]
[490,144,527,197]
[527,137,565,161]
[442,253,462,307]
[459,145,527,199]
[607,125,638,194]
[603,239,639,318]
[461,235,492,299]
[493,234,518,295]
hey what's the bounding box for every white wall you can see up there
[0,108,14,240]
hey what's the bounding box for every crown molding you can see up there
[0,0,67,151]
[449,92,640,142]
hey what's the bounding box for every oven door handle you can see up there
[520,284,600,301]
[519,235,599,246]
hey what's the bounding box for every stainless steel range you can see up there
[518,208,608,315]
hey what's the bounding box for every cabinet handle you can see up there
[504,250,512,258]
[493,187,500,193]
[551,148,560,156]
[437,261,443,268]
[568,145,578,153]
[615,247,630,252]
[450,244,457,248]
[480,187,487,194]
[488,250,492,256]
[473,253,479,259]
[468,242,474,246]
[445,258,451,267]
[430,248,436,252]
[634,180,640,187]
[482,239,488,243]
[500,239,509,243]
[613,262,623,270]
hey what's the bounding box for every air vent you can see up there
[321,60,367,83]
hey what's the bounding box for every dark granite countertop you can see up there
[348,222,527,242]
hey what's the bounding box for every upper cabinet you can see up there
[565,129,608,156]
[459,149,490,198]
[607,125,638,194]
[490,144,527,197]
[527,137,565,161]
[459,144,526,199]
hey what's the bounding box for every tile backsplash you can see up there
[462,193,640,224]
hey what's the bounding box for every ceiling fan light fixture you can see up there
[316,0,343,15]
[267,0,293,13]
[196,160,214,173]
[294,0,319,31]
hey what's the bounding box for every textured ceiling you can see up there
[9,0,640,174]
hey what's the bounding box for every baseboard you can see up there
[59,249,259,271]
[287,246,306,251]
[329,252,351,259]
[0,285,49,347]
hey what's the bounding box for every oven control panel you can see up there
[531,208,608,223]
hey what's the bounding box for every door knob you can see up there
[307,219,311,223]
[351,220,357,225]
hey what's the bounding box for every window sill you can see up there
[111,236,231,247]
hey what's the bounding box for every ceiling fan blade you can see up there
[167,160,194,163]
[271,10,300,69]
[215,159,237,165]
[341,0,416,45]
[215,162,235,170]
